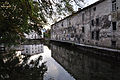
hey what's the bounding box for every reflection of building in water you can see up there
[51,44,120,80]
[22,44,43,55]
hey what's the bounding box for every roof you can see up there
[51,0,105,27]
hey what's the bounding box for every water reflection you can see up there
[51,43,120,80]
[2,42,119,80]
[0,43,75,80]
[21,44,43,55]
[0,50,47,80]
[38,46,75,80]
[21,44,75,80]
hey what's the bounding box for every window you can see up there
[91,20,94,26]
[74,29,76,33]
[82,27,84,33]
[69,21,71,25]
[69,18,71,25]
[82,13,84,22]
[71,33,74,38]
[82,39,84,42]
[112,0,117,11]
[96,30,99,40]
[93,7,96,11]
[61,22,63,27]
[91,31,94,39]
[111,41,116,47]
[96,18,99,26]
[26,51,28,53]
[112,22,116,30]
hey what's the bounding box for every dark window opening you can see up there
[111,41,116,47]
[82,39,84,42]
[91,20,94,26]
[112,0,117,11]
[69,21,71,25]
[96,30,99,40]
[88,40,89,43]
[112,22,116,30]
[91,31,94,39]
[96,18,99,26]
[26,51,28,53]
[71,33,74,38]
[82,13,84,22]
[69,18,71,25]
[61,22,63,27]
[95,42,98,45]
[93,7,96,11]
[82,27,84,33]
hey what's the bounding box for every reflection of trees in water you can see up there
[0,50,47,80]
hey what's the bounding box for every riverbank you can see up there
[50,40,120,62]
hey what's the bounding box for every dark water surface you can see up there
[0,42,120,80]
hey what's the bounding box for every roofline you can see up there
[51,0,105,27]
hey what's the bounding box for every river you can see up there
[0,41,120,80]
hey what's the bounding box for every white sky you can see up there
[85,0,99,5]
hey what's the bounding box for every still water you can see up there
[0,42,120,80]
[21,44,75,80]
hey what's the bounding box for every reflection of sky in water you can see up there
[21,44,75,80]
[42,46,75,80]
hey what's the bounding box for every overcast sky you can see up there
[85,0,99,4]
[73,0,99,11]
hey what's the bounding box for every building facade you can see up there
[51,0,120,49]
[24,31,42,39]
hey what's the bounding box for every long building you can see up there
[21,44,43,55]
[51,0,120,49]
[24,31,42,39]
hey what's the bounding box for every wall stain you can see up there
[101,15,111,29]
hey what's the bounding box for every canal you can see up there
[0,41,120,80]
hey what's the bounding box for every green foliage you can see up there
[44,29,51,39]
[0,0,83,45]
[0,50,47,80]
[0,0,34,44]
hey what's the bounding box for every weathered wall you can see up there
[51,0,120,49]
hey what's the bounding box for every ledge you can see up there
[50,39,120,53]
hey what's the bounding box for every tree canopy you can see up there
[0,0,83,44]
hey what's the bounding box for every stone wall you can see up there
[51,0,120,49]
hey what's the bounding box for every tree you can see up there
[0,0,34,44]
[44,29,51,39]
[0,50,47,80]
[0,0,84,45]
